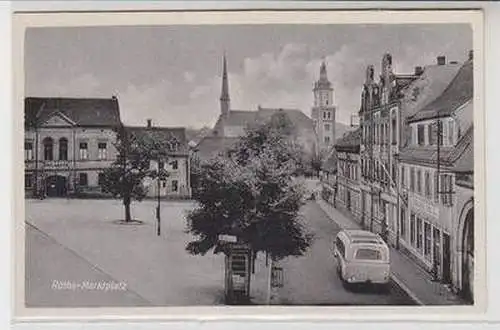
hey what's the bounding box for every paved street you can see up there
[275,201,414,305]
[25,197,414,307]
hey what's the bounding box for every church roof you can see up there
[194,136,239,160]
[25,96,122,128]
[220,107,314,131]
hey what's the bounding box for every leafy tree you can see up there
[186,112,313,261]
[101,126,178,222]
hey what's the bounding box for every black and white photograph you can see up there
[14,9,484,316]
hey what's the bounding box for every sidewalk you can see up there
[316,198,466,305]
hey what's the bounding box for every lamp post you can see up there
[156,158,163,237]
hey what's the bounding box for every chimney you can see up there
[147,119,152,128]
[414,66,423,76]
[468,50,473,61]
[437,56,446,65]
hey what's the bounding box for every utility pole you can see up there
[157,158,162,236]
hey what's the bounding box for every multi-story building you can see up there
[333,128,362,221]
[358,53,464,245]
[24,97,191,199]
[397,55,473,302]
[128,121,192,199]
[358,54,423,240]
[24,97,121,197]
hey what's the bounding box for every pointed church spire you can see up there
[220,53,230,117]
[319,59,328,82]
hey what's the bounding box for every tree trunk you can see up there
[124,195,132,222]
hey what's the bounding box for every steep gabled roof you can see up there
[400,63,463,120]
[408,60,473,123]
[255,107,314,131]
[194,136,240,160]
[223,110,258,126]
[334,128,361,153]
[125,126,188,155]
[25,97,122,128]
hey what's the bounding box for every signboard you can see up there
[218,234,238,243]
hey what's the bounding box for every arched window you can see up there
[59,138,68,161]
[43,137,53,161]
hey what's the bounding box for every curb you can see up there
[315,199,425,306]
[390,275,424,305]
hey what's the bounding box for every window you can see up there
[24,141,34,160]
[43,137,53,161]
[416,169,422,194]
[325,136,330,144]
[98,142,107,160]
[335,237,346,258]
[24,174,33,188]
[410,167,415,192]
[424,222,432,258]
[410,213,416,246]
[428,122,437,145]
[158,161,165,171]
[79,173,88,186]
[401,166,406,189]
[172,180,178,192]
[417,124,425,146]
[79,142,88,160]
[98,173,105,186]
[416,217,423,251]
[324,124,330,131]
[392,162,396,184]
[424,171,431,198]
[355,248,382,260]
[59,138,68,161]
[328,111,332,119]
[391,118,397,144]
[171,160,178,170]
[400,207,407,240]
[448,120,455,146]
[434,172,439,203]
[441,174,454,206]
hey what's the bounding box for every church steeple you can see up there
[220,53,230,118]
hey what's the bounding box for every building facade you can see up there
[333,129,362,221]
[24,97,191,199]
[358,54,422,241]
[24,97,121,197]
[127,122,192,199]
[398,56,473,302]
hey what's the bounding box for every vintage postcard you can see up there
[12,9,485,321]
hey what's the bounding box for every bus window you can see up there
[335,237,345,259]
[355,248,382,261]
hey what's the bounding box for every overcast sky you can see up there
[25,24,472,128]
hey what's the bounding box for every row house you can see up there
[397,56,474,302]
[128,121,192,199]
[333,129,362,221]
[24,97,191,199]
[358,53,423,240]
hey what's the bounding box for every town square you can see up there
[23,23,474,307]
